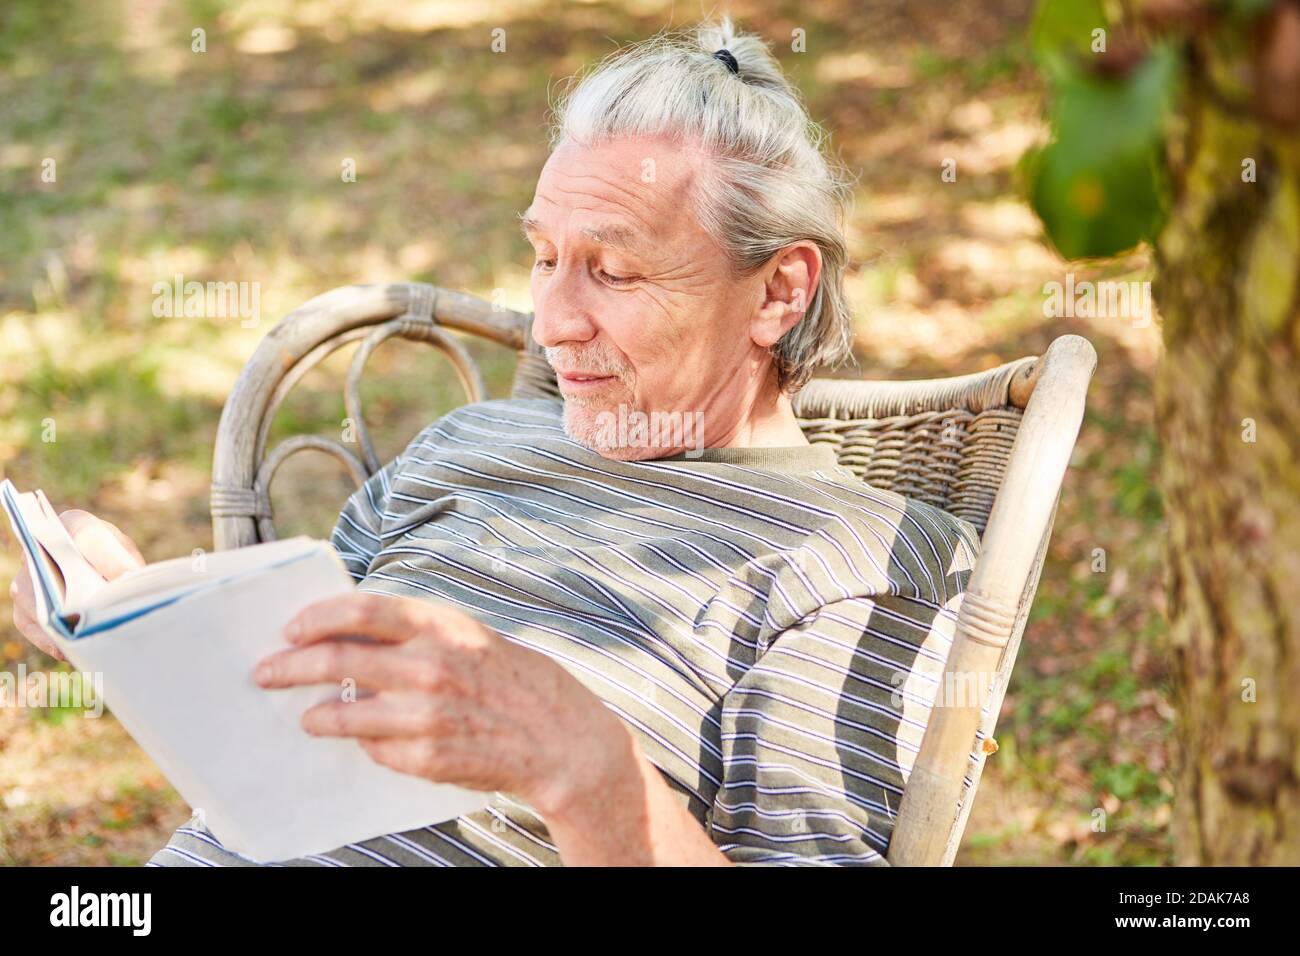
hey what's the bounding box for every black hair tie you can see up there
[713,48,739,75]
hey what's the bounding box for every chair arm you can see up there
[210,283,529,550]
[887,333,1097,865]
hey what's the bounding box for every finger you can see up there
[360,737,439,779]
[302,693,443,739]
[59,511,145,581]
[11,572,36,619]
[285,592,429,646]
[13,606,64,661]
[254,640,423,691]
[101,519,146,567]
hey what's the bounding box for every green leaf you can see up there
[1031,0,1108,77]
[1029,44,1180,259]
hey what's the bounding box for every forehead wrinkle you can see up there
[545,157,695,233]
[530,144,709,256]
[545,175,661,240]
[580,164,699,237]
[522,200,649,253]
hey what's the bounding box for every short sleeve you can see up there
[328,452,406,584]
[707,592,960,866]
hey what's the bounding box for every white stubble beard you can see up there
[545,346,648,459]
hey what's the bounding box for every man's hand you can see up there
[8,509,146,661]
[253,592,632,821]
[256,591,732,865]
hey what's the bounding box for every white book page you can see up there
[80,536,319,621]
[1,483,106,613]
[1,483,73,640]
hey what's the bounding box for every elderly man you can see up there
[12,20,978,866]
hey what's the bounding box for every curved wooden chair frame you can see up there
[210,282,1097,866]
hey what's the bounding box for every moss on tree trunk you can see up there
[1155,80,1300,864]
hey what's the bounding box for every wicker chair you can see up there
[209,282,1097,866]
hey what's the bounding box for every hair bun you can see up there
[696,17,792,95]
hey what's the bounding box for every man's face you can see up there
[522,136,771,459]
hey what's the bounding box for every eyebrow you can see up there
[518,212,646,254]
[518,212,542,238]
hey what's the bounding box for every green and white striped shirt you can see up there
[150,398,980,867]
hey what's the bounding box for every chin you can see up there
[561,400,666,461]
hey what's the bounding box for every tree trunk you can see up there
[1154,53,1300,863]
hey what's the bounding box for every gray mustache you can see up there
[544,347,629,377]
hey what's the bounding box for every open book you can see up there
[1,479,490,861]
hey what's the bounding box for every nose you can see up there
[530,262,599,349]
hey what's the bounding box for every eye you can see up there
[596,268,637,287]
[533,257,556,272]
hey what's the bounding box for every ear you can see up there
[750,242,822,349]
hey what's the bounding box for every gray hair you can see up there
[548,18,855,392]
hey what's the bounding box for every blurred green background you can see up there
[0,0,1168,865]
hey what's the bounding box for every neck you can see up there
[713,386,808,449]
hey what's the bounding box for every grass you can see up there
[0,0,1171,866]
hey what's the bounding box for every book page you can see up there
[77,537,322,635]
[26,488,107,611]
[1,482,73,638]
[0,481,103,622]
[82,536,319,620]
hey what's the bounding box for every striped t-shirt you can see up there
[150,398,980,867]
